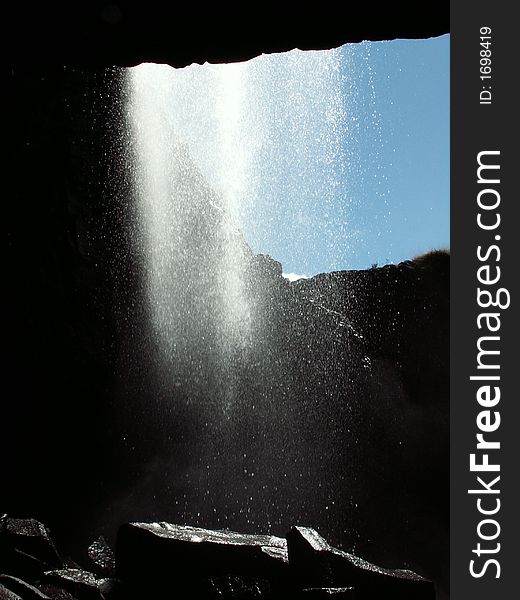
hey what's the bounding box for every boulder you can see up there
[0,517,61,568]
[87,537,116,576]
[116,522,290,597]
[286,527,434,599]
[0,583,22,600]
[301,589,355,599]
[201,575,273,599]
[0,575,50,599]
[42,569,116,600]
[0,549,49,582]
[0,516,62,581]
[36,584,78,600]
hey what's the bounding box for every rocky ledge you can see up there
[0,515,434,599]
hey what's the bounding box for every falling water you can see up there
[128,64,251,374]
[111,42,451,580]
[126,49,350,391]
[120,48,364,533]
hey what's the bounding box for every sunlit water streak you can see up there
[126,48,357,400]
[106,42,449,564]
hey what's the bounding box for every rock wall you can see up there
[0,516,436,599]
[7,6,448,66]
[5,13,449,594]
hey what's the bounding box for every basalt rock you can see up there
[7,6,448,67]
[5,50,449,596]
[0,575,50,600]
[286,527,434,599]
[42,569,118,600]
[87,537,116,577]
[116,522,290,598]
[0,516,437,599]
[301,589,355,599]
[0,517,62,579]
[113,521,435,599]
[200,575,273,599]
[0,582,22,600]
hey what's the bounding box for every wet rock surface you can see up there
[0,517,61,569]
[0,516,62,582]
[87,538,115,577]
[301,589,355,599]
[0,582,23,600]
[0,574,51,599]
[42,569,117,600]
[287,527,434,599]
[0,516,435,599]
[116,522,290,598]
[5,60,449,595]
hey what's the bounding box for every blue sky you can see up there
[138,35,450,277]
[336,35,450,273]
[239,35,450,276]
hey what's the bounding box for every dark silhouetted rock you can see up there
[0,515,443,598]
[36,584,77,600]
[4,53,449,593]
[0,518,61,569]
[0,549,48,582]
[87,537,116,576]
[116,522,290,598]
[0,516,63,582]
[301,589,355,599]
[286,527,434,599]
[201,575,273,599]
[7,6,448,66]
[43,569,115,600]
[0,575,50,599]
[0,582,22,600]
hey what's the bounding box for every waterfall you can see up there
[127,64,252,378]
[126,49,348,402]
